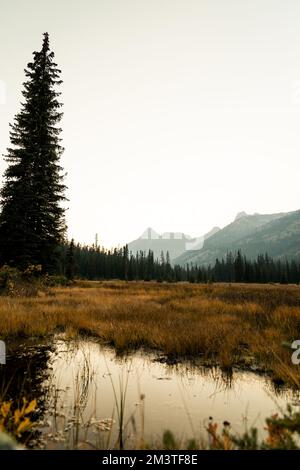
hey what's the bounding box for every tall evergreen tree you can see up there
[234,250,245,282]
[65,239,76,280]
[0,33,66,271]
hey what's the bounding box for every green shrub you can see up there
[42,275,71,287]
[0,265,44,296]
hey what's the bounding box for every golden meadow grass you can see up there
[1,281,300,386]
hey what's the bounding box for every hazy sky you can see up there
[1,0,300,247]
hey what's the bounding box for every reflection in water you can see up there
[1,338,300,449]
[0,339,54,445]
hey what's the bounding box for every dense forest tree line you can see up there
[60,242,300,284]
[59,242,176,282]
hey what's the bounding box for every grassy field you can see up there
[1,281,300,386]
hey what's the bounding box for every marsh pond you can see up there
[1,338,299,449]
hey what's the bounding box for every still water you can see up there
[3,338,299,449]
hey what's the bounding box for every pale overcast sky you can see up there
[1,0,300,247]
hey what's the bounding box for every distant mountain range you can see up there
[128,209,300,265]
[174,209,300,266]
[127,226,220,261]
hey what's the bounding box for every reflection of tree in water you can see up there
[0,339,54,445]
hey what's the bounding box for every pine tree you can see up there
[65,239,76,280]
[234,250,245,282]
[0,33,66,271]
[165,251,172,282]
